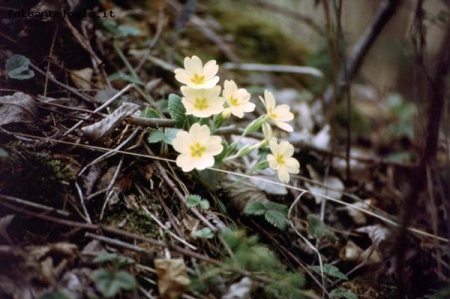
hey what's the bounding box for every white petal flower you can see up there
[222,80,255,118]
[260,90,294,132]
[267,138,299,183]
[181,86,225,118]
[172,123,223,172]
[174,56,220,89]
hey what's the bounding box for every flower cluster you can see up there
[171,55,300,183]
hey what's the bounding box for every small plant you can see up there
[90,253,137,298]
[150,55,300,185]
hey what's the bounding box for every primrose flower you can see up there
[172,123,223,172]
[267,138,300,183]
[174,56,220,89]
[181,86,225,118]
[260,90,294,132]
[222,80,255,118]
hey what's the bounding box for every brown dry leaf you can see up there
[70,68,93,90]
[154,258,190,299]
[81,102,140,141]
[0,92,37,126]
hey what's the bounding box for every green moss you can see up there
[0,150,75,202]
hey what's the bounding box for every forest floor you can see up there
[0,1,449,298]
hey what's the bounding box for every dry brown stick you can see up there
[142,143,217,233]
[395,3,450,296]
[0,194,70,217]
[30,63,94,105]
[323,0,402,105]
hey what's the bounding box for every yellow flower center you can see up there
[190,73,205,85]
[276,154,285,166]
[230,96,239,106]
[190,142,206,158]
[194,97,209,110]
[268,108,277,119]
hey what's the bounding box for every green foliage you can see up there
[223,230,278,272]
[140,106,161,118]
[431,284,450,299]
[38,292,71,299]
[0,148,8,157]
[310,264,348,280]
[93,253,135,268]
[197,168,222,190]
[5,54,35,80]
[244,201,288,230]
[330,288,358,299]
[386,93,416,139]
[107,72,144,85]
[100,19,142,37]
[263,272,307,298]
[192,227,214,239]
[147,128,181,145]
[307,214,337,243]
[191,230,307,298]
[90,269,137,298]
[186,194,210,210]
[168,94,188,128]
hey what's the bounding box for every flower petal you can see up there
[177,154,195,172]
[172,131,191,154]
[273,121,293,132]
[277,168,290,183]
[203,60,219,79]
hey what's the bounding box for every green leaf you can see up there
[93,253,134,266]
[265,201,288,213]
[5,54,35,80]
[108,72,143,85]
[199,200,210,210]
[140,107,161,118]
[164,128,181,145]
[330,288,358,299]
[198,168,222,190]
[91,269,137,298]
[147,130,166,143]
[168,94,187,128]
[117,25,141,37]
[193,227,214,239]
[307,214,337,243]
[186,195,202,208]
[38,291,71,299]
[244,202,266,216]
[0,148,8,157]
[264,209,287,230]
[311,264,348,280]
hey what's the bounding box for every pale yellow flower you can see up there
[260,90,294,132]
[172,123,223,172]
[181,86,225,118]
[267,138,299,183]
[222,80,255,118]
[174,56,219,89]
[262,122,272,140]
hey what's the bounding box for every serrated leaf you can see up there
[221,176,269,214]
[186,195,202,208]
[147,130,166,143]
[330,288,358,299]
[164,128,181,145]
[244,202,266,216]
[5,54,35,80]
[307,214,337,243]
[168,94,186,128]
[192,227,214,239]
[265,209,287,230]
[264,201,288,213]
[311,264,348,280]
